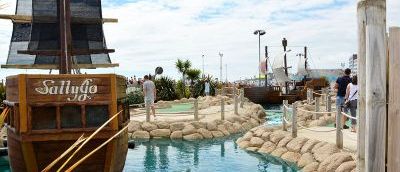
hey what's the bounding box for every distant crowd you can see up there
[126,75,154,88]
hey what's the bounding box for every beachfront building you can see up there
[348,54,358,75]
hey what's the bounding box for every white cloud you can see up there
[0,0,399,81]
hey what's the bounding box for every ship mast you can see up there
[59,0,72,74]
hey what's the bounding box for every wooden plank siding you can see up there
[387,27,400,172]
[4,74,128,171]
[364,1,387,171]
[356,1,367,171]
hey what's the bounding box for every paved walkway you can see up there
[130,104,245,123]
[297,126,357,152]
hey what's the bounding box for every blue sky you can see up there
[0,0,399,81]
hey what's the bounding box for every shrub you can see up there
[155,76,178,101]
[192,78,218,98]
[125,90,144,105]
[176,80,190,99]
[0,83,5,106]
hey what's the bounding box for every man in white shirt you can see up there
[204,80,210,96]
[143,75,156,118]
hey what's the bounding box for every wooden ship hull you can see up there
[243,78,328,104]
[243,86,298,104]
[4,74,129,172]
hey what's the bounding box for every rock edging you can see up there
[128,103,266,141]
[236,126,357,172]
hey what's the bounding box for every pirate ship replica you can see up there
[244,44,329,104]
[0,0,129,171]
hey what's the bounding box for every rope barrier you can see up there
[283,116,292,125]
[341,112,357,120]
[296,107,336,115]
[283,104,293,110]
[312,91,326,96]
[297,123,338,132]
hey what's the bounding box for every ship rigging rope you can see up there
[0,107,10,127]
[65,125,129,171]
[57,110,123,172]
[41,135,87,172]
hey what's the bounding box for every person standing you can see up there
[345,75,358,132]
[204,80,210,96]
[334,68,352,129]
[143,75,156,119]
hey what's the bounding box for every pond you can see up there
[124,134,299,172]
[0,134,298,172]
[0,104,300,172]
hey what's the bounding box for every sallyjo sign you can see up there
[34,79,98,101]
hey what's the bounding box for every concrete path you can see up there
[130,104,246,123]
[297,126,357,152]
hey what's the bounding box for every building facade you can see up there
[348,54,358,75]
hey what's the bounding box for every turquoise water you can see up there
[124,134,298,172]
[157,103,193,113]
[0,104,300,172]
[0,157,10,172]
[263,104,284,126]
[0,134,298,172]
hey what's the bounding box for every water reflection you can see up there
[125,134,299,172]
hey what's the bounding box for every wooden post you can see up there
[314,97,320,120]
[240,89,244,108]
[310,89,314,104]
[336,108,343,149]
[291,102,297,138]
[221,98,225,120]
[321,88,327,106]
[194,99,199,121]
[387,27,400,172]
[326,94,332,113]
[282,100,288,131]
[234,87,238,115]
[145,103,150,122]
[357,1,367,170]
[222,87,226,96]
[365,1,387,171]
[307,89,311,104]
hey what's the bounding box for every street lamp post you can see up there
[219,52,223,84]
[282,38,289,94]
[254,29,266,87]
[225,64,228,83]
[202,54,205,77]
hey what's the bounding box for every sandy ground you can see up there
[130,104,250,123]
[297,126,357,152]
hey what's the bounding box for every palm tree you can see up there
[175,59,192,96]
[186,68,201,97]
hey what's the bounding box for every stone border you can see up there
[236,126,356,172]
[128,100,266,141]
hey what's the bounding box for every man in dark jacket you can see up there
[334,68,352,129]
